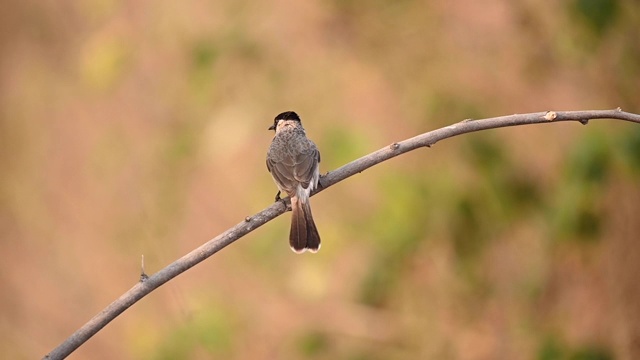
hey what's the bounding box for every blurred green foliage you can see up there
[359,174,431,307]
[296,330,330,357]
[451,135,542,262]
[189,39,220,94]
[538,336,613,360]
[571,0,619,36]
[619,127,640,175]
[324,126,372,167]
[566,132,611,186]
[549,132,612,242]
[465,135,542,217]
[152,307,235,359]
[425,92,488,127]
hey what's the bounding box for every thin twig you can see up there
[44,109,640,359]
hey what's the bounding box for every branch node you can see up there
[462,118,474,122]
[616,106,622,112]
[140,255,148,282]
[244,216,252,222]
[579,119,589,125]
[544,111,557,121]
[390,142,400,150]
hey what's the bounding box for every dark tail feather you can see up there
[302,200,321,252]
[289,196,321,253]
[289,197,307,253]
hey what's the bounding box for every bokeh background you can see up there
[2,0,640,359]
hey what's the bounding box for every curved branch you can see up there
[44,109,640,359]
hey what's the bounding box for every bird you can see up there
[266,111,321,253]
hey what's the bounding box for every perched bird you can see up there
[266,111,321,253]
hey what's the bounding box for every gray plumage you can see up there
[267,111,321,253]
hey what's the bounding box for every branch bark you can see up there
[44,109,640,359]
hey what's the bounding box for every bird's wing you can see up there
[294,148,319,189]
[267,156,296,194]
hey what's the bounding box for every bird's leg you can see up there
[274,190,291,210]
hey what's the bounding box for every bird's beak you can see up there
[268,124,275,131]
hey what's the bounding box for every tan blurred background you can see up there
[2,0,640,359]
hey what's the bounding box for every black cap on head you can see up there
[275,111,300,121]
[269,111,301,130]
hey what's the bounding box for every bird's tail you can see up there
[289,195,321,253]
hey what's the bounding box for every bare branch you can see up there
[44,109,640,359]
